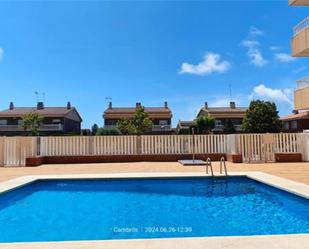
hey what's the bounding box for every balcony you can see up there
[151,125,172,132]
[0,124,63,132]
[289,0,309,6]
[213,124,242,132]
[294,77,309,110]
[291,16,309,57]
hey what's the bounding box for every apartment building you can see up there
[0,102,82,136]
[103,102,173,134]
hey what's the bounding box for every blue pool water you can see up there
[0,176,308,242]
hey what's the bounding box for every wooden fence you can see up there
[0,133,306,166]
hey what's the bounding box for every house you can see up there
[0,102,82,136]
[196,101,247,133]
[103,102,172,134]
[281,110,309,132]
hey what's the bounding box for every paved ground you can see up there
[0,161,308,184]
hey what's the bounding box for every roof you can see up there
[202,107,247,112]
[0,107,82,120]
[104,106,172,119]
[280,111,309,121]
[197,106,248,118]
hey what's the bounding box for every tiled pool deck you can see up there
[0,161,309,184]
[0,162,308,248]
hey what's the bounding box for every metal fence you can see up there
[0,133,307,166]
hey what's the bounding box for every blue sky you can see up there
[0,1,308,128]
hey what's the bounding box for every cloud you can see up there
[0,47,3,62]
[274,53,296,62]
[242,40,260,47]
[249,84,293,105]
[179,52,231,76]
[270,46,281,51]
[249,26,264,37]
[242,39,268,67]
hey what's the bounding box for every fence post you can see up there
[137,135,142,155]
[88,136,94,155]
[301,132,309,162]
[227,134,237,154]
[36,136,41,156]
[0,137,4,166]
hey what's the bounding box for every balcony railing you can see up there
[213,124,242,132]
[296,77,309,90]
[293,16,309,37]
[151,125,172,131]
[0,124,63,131]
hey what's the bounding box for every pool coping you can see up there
[0,171,308,249]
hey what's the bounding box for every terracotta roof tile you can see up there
[0,107,75,118]
[280,111,309,121]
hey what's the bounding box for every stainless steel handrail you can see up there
[206,157,214,176]
[220,157,228,176]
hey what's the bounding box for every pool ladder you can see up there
[220,157,228,176]
[205,157,228,176]
[205,158,214,176]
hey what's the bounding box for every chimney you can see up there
[67,101,71,109]
[164,101,168,108]
[108,101,112,109]
[9,102,14,110]
[230,101,236,109]
[204,102,208,109]
[136,102,141,108]
[37,102,44,110]
[293,109,299,114]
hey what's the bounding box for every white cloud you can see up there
[270,46,281,51]
[179,52,231,76]
[274,53,296,62]
[249,84,293,105]
[0,47,3,62]
[249,26,264,37]
[242,39,268,67]
[242,40,260,47]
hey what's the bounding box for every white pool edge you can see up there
[0,172,308,249]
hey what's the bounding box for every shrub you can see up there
[96,127,122,135]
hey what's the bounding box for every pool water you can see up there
[0,177,308,242]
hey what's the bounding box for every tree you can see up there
[22,112,43,136]
[223,119,236,134]
[91,123,99,135]
[195,116,215,134]
[96,127,121,135]
[117,106,153,135]
[242,100,282,133]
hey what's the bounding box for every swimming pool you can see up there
[0,176,308,242]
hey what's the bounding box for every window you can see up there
[158,120,168,125]
[284,122,290,130]
[52,119,61,124]
[0,120,7,125]
[17,119,24,125]
[215,120,222,126]
[291,121,298,130]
